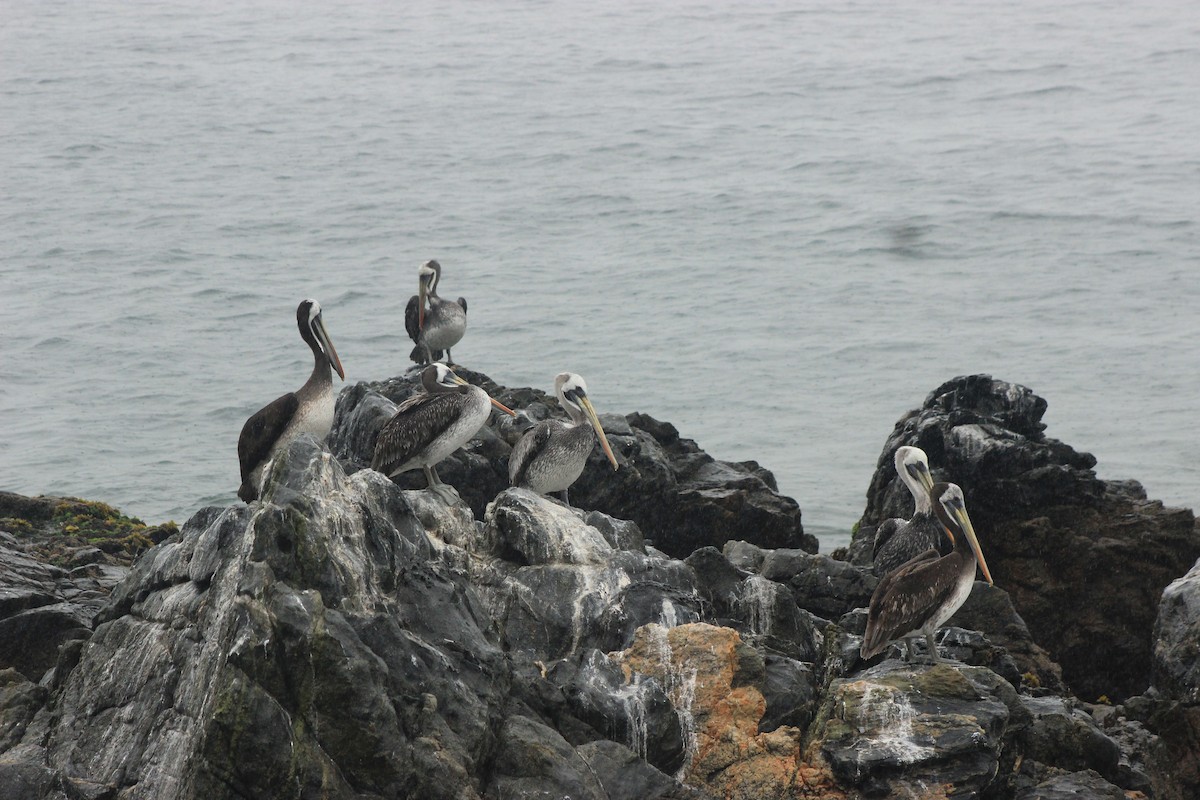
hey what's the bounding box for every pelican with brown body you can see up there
[237,299,345,502]
[508,373,619,506]
[861,481,994,663]
[372,363,514,502]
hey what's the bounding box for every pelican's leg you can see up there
[423,464,439,491]
[902,639,915,662]
[424,464,459,505]
[925,632,943,663]
[559,488,570,506]
[445,348,454,366]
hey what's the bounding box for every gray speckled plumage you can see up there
[404,260,467,365]
[871,446,951,577]
[372,374,490,478]
[872,512,946,577]
[508,372,618,504]
[509,418,597,495]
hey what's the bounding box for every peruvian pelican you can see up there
[871,446,950,576]
[372,363,515,502]
[508,372,619,505]
[237,299,345,502]
[404,259,467,365]
[860,482,994,663]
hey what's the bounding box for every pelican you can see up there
[508,373,619,505]
[372,363,515,502]
[238,299,345,502]
[404,259,467,365]
[871,446,950,577]
[860,482,994,663]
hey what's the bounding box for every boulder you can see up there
[575,739,713,800]
[1019,696,1121,782]
[811,661,1024,797]
[1014,769,1126,800]
[850,374,1200,702]
[1152,557,1200,704]
[1146,558,1200,799]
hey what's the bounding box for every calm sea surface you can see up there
[2,0,1198,549]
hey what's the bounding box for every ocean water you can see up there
[2,0,1197,549]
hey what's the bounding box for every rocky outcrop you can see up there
[330,368,817,558]
[0,434,834,799]
[849,374,1200,702]
[2,372,1197,799]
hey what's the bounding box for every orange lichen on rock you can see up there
[614,622,848,799]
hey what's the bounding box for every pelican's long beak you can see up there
[580,396,619,470]
[489,396,517,416]
[911,461,935,495]
[451,375,516,416]
[314,314,345,380]
[418,280,427,330]
[951,504,994,586]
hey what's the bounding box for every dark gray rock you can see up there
[685,547,821,662]
[0,669,46,753]
[1145,558,1200,799]
[949,581,1064,693]
[1015,769,1126,800]
[851,374,1200,702]
[3,371,1194,799]
[480,491,704,661]
[813,662,1017,797]
[486,715,606,800]
[0,530,128,682]
[1020,696,1121,782]
[575,739,713,800]
[549,650,686,775]
[759,655,816,734]
[1152,557,1200,704]
[757,548,877,621]
[935,626,1022,687]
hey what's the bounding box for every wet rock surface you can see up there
[813,661,1021,797]
[0,520,130,683]
[1,373,1198,799]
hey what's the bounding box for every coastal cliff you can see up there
[0,371,1197,799]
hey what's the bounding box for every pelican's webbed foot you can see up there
[424,464,460,505]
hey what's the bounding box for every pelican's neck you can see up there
[900,466,932,515]
[558,389,587,428]
[301,339,332,395]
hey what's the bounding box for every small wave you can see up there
[891,74,960,89]
[977,84,1086,102]
[592,58,673,71]
[854,245,944,260]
